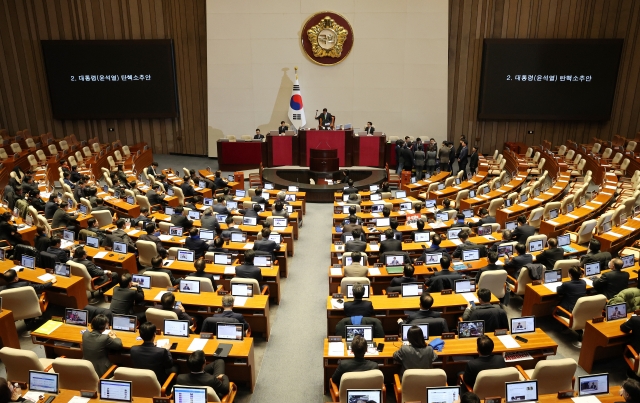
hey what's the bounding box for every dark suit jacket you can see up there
[458,146,468,163]
[557,279,587,312]
[82,330,122,377]
[47,246,69,262]
[469,152,479,169]
[171,214,193,231]
[235,264,263,282]
[278,126,288,134]
[390,276,417,287]
[139,234,166,253]
[580,251,613,267]
[110,286,144,315]
[399,147,413,168]
[212,204,230,215]
[130,342,174,383]
[621,316,640,352]
[426,271,463,292]
[142,267,180,286]
[318,112,333,127]
[1,280,53,293]
[147,190,165,206]
[511,224,536,244]
[213,310,249,331]
[535,247,565,270]
[465,304,509,332]
[52,209,75,228]
[331,358,378,387]
[44,202,58,219]
[452,240,482,259]
[253,239,279,257]
[380,238,402,254]
[175,364,230,397]
[365,126,375,134]
[111,229,136,250]
[504,254,533,274]
[463,355,506,388]
[185,237,208,259]
[344,300,374,317]
[593,270,630,299]
[200,215,220,231]
[406,309,442,323]
[345,240,367,252]
[342,223,362,234]
[180,182,195,197]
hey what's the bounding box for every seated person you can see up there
[110,218,136,252]
[503,243,532,278]
[138,222,166,254]
[212,196,231,215]
[490,229,512,252]
[142,255,180,286]
[393,325,438,374]
[47,236,70,262]
[208,237,228,253]
[533,237,564,270]
[620,315,640,353]
[342,214,362,234]
[272,201,289,218]
[176,350,230,398]
[250,187,267,204]
[469,208,496,227]
[389,219,402,240]
[191,258,217,289]
[1,268,55,292]
[425,256,462,292]
[331,335,377,387]
[241,203,262,219]
[210,295,250,333]
[452,230,484,259]
[580,239,612,267]
[72,247,119,290]
[401,291,444,321]
[253,228,280,258]
[419,234,449,256]
[171,206,193,231]
[200,208,220,232]
[131,207,153,228]
[92,198,114,215]
[345,228,366,252]
[557,266,587,315]
[130,322,177,384]
[343,282,374,317]
[185,228,208,259]
[380,229,402,254]
[109,273,145,323]
[411,219,429,242]
[235,250,263,282]
[511,215,535,244]
[436,198,456,214]
[344,251,367,278]
[593,258,630,299]
[82,314,122,377]
[389,264,417,288]
[346,193,360,205]
[462,335,506,388]
[220,216,242,240]
[619,379,640,403]
[34,225,50,252]
[343,179,358,195]
[160,292,193,325]
[462,288,508,332]
[451,213,467,228]
[475,251,502,283]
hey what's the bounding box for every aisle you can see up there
[250,203,333,403]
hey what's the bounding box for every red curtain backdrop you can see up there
[358,136,379,166]
[271,136,293,166]
[305,131,345,166]
[219,142,262,164]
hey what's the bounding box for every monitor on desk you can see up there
[346,390,382,403]
[345,325,373,343]
[385,255,404,268]
[371,204,384,213]
[520,193,528,203]
[341,206,350,214]
[29,370,58,395]
[343,256,353,266]
[177,250,195,262]
[235,190,246,197]
[203,198,213,206]
[285,194,296,202]
[164,319,189,337]
[414,232,429,242]
[426,386,459,403]
[606,303,626,321]
[376,218,390,227]
[462,249,480,262]
[273,217,287,228]
[469,190,476,198]
[399,202,412,211]
[113,242,127,254]
[288,185,298,192]
[458,320,484,338]
[437,183,445,191]
[557,234,571,247]
[497,244,513,257]
[395,190,407,199]
[112,314,136,332]
[622,254,635,269]
[269,233,281,243]
[169,226,183,237]
[254,255,272,267]
[227,175,234,182]
[342,194,350,202]
[216,322,244,341]
[63,229,74,242]
[528,239,544,253]
[567,202,575,213]
[188,210,201,220]
[578,373,609,396]
[100,379,132,402]
[435,212,449,221]
[424,253,443,264]
[79,204,88,214]
[54,263,70,277]
[411,177,417,184]
[533,188,540,198]
[198,180,206,189]
[226,201,238,210]
[401,324,428,341]
[462,209,473,218]
[114,190,121,199]
[165,207,175,215]
[216,214,227,222]
[454,279,476,293]
[584,261,601,277]
[243,216,257,226]
[173,387,208,403]
[544,269,561,284]
[230,232,247,243]
[125,196,135,205]
[179,279,200,294]
[231,283,253,297]
[86,236,100,249]
[401,283,423,297]
[424,199,436,208]
[213,253,232,265]
[447,228,462,240]
[132,274,151,289]
[505,380,538,403]
[346,284,370,298]
[264,183,274,190]
[200,230,214,241]
[549,208,559,219]
[22,255,35,269]
[103,185,109,193]
[370,193,381,201]
[510,316,535,334]
[477,225,492,236]
[369,185,379,192]
[601,221,612,234]
[167,188,174,196]
[65,308,88,327]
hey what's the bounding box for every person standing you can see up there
[413,146,426,180]
[426,144,437,175]
[439,141,451,172]
[399,143,414,173]
[458,140,469,178]
[395,140,404,174]
[469,146,479,176]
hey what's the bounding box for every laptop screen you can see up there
[55,263,70,277]
[497,244,513,257]
[79,204,88,214]
[342,194,350,202]
[567,202,574,213]
[65,308,88,326]
[528,239,544,252]
[462,249,480,262]
[622,254,635,268]
[85,235,100,248]
[213,253,232,265]
[401,324,429,341]
[264,183,274,190]
[167,188,174,196]
[454,279,476,293]
[557,234,570,247]
[376,218,390,227]
[549,209,559,219]
[401,283,423,297]
[112,315,136,332]
[243,216,257,226]
[235,190,246,197]
[505,380,538,403]
[188,210,201,220]
[435,212,449,221]
[462,209,473,218]
[346,390,382,403]
[216,323,244,341]
[132,274,151,289]
[345,325,373,342]
[578,373,609,396]
[346,284,370,298]
[399,202,412,211]
[437,183,445,190]
[200,230,214,240]
[269,234,281,243]
[125,196,135,205]
[230,232,247,243]
[343,256,353,266]
[601,221,612,233]
[477,225,492,236]
[370,193,381,202]
[226,201,238,210]
[177,250,195,262]
[385,255,403,267]
[198,180,206,189]
[173,387,207,403]
[165,207,175,215]
[22,255,35,269]
[620,213,627,225]
[216,214,227,222]
[113,242,127,254]
[164,319,189,337]
[203,198,213,206]
[371,204,384,213]
[414,232,429,242]
[273,218,287,228]
[170,226,184,236]
[63,229,75,242]
[505,221,517,231]
[179,279,200,294]
[99,380,132,402]
[426,387,459,403]
[469,190,476,198]
[584,262,601,276]
[606,303,626,321]
[29,371,58,394]
[424,253,443,264]
[395,190,407,199]
[520,193,528,202]
[458,320,484,338]
[369,185,379,192]
[511,316,535,334]
[447,228,462,240]
[254,255,272,267]
[544,270,561,284]
[424,199,436,208]
[231,283,253,297]
[288,186,298,192]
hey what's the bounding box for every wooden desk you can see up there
[84,246,138,275]
[539,387,621,403]
[426,166,489,203]
[198,169,243,192]
[596,213,640,254]
[0,309,20,349]
[403,171,450,198]
[0,261,88,308]
[31,323,257,391]
[162,170,213,199]
[96,192,141,218]
[458,172,528,212]
[103,287,271,341]
[579,315,632,373]
[322,328,557,390]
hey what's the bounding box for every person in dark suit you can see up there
[399,144,414,173]
[364,121,375,135]
[211,295,250,332]
[342,215,362,235]
[533,237,565,270]
[139,223,166,254]
[200,208,220,232]
[21,176,38,195]
[235,250,263,282]
[421,234,449,255]
[556,266,587,315]
[220,216,242,240]
[62,172,75,190]
[212,197,231,215]
[469,208,496,228]
[425,256,463,292]
[72,180,85,203]
[161,292,193,324]
[462,288,508,332]
[380,229,402,254]
[147,162,159,178]
[436,198,457,215]
[401,293,445,325]
[82,314,122,377]
[110,219,136,252]
[146,184,165,209]
[253,128,264,140]
[131,207,153,229]
[171,206,193,231]
[411,219,430,242]
[44,194,59,219]
[457,140,469,178]
[254,228,280,257]
[618,378,640,403]
[580,239,613,268]
[176,350,229,398]
[92,198,114,215]
[504,243,533,278]
[593,258,629,299]
[511,215,536,245]
[331,335,378,387]
[52,202,78,230]
[316,108,333,129]
[72,247,119,289]
[462,335,506,388]
[1,269,54,293]
[208,237,228,253]
[475,251,503,283]
[212,171,228,190]
[185,228,208,259]
[451,213,467,228]
[343,283,374,317]
[46,237,70,262]
[395,140,404,173]
[452,230,483,259]
[180,176,196,198]
[621,316,640,353]
[142,256,180,286]
[343,179,358,195]
[389,264,417,288]
[490,229,512,253]
[345,228,367,252]
[251,188,267,204]
[191,258,217,290]
[278,121,288,134]
[130,322,177,384]
[109,273,145,322]
[241,204,262,219]
[468,146,479,176]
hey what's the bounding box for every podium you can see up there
[310,149,339,172]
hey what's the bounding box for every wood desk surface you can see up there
[458,172,529,211]
[325,293,499,311]
[403,171,450,193]
[426,170,488,200]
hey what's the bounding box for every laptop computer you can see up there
[437,183,445,191]
[462,249,480,263]
[346,284,370,298]
[385,255,404,273]
[188,210,201,220]
[435,212,449,221]
[395,190,407,199]
[164,319,190,337]
[132,274,151,289]
[549,209,559,220]
[511,316,535,334]
[216,214,227,222]
[423,253,443,264]
[273,217,287,228]
[462,209,473,218]
[203,198,213,206]
[458,320,485,338]
[520,193,528,203]
[426,387,459,403]
[254,255,272,267]
[369,185,379,192]
[169,226,183,236]
[177,250,195,262]
[165,207,175,215]
[99,379,132,402]
[230,232,247,243]
[566,202,575,214]
[454,279,476,293]
[64,308,88,327]
[370,193,382,201]
[505,198,513,207]
[424,199,436,208]
[528,239,544,253]
[505,221,517,231]
[345,325,375,349]
[29,370,58,395]
[601,221,612,234]
[54,263,70,277]
[557,234,576,253]
[113,241,128,254]
[401,323,429,344]
[86,236,100,249]
[226,201,238,210]
[112,314,137,332]
[243,216,257,226]
[584,261,601,279]
[235,190,246,197]
[371,204,384,213]
[544,269,561,284]
[200,230,215,241]
[269,233,281,243]
[401,283,424,297]
[505,380,538,403]
[622,254,635,269]
[477,225,492,236]
[173,387,208,403]
[21,255,35,269]
[231,283,254,297]
[167,188,174,196]
[414,232,429,242]
[469,190,476,198]
[447,228,462,240]
[125,196,135,205]
[399,202,412,211]
[606,302,627,321]
[578,373,609,396]
[216,322,244,341]
[213,253,232,265]
[376,218,390,227]
[497,244,513,257]
[346,390,382,403]
[179,279,200,294]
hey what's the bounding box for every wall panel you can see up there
[449,0,640,154]
[0,0,207,155]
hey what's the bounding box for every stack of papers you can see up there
[187,338,208,351]
[497,335,521,349]
[544,282,562,293]
[368,268,381,276]
[328,342,345,356]
[38,273,56,282]
[460,292,478,303]
[33,320,63,335]
[330,268,343,276]
[154,291,169,300]
[94,251,108,259]
[234,297,248,306]
[159,235,173,241]
[243,243,254,249]
[224,266,236,274]
[369,244,379,251]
